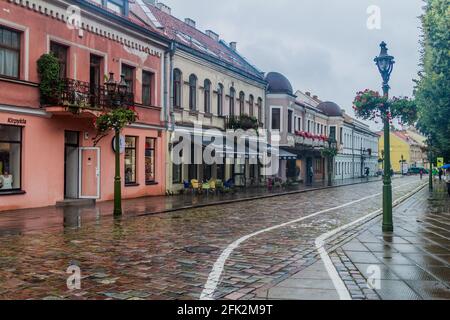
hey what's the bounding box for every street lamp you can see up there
[428,136,433,192]
[105,72,129,217]
[327,135,337,187]
[374,41,395,232]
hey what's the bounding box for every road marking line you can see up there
[199,180,421,300]
[315,182,427,300]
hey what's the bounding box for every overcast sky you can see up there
[160,0,423,130]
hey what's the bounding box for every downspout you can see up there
[165,42,176,194]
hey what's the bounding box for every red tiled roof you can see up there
[133,3,264,80]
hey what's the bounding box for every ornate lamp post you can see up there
[428,136,433,192]
[374,42,395,232]
[105,73,128,217]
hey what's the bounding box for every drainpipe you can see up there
[165,42,176,193]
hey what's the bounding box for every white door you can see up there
[79,147,100,199]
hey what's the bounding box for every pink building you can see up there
[0,0,169,211]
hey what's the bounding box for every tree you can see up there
[415,0,450,160]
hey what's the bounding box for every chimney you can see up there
[313,95,318,100]
[206,30,219,41]
[305,92,311,96]
[185,18,196,28]
[230,41,237,51]
[156,2,171,15]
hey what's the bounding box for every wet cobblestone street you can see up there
[0,177,438,299]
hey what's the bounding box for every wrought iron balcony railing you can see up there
[43,78,134,111]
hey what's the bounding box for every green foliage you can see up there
[321,146,338,159]
[227,114,259,131]
[37,53,61,104]
[415,0,450,159]
[94,107,138,145]
[352,90,417,125]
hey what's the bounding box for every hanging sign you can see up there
[112,135,126,154]
[437,157,444,168]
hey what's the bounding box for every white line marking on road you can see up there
[199,180,421,300]
[315,182,427,300]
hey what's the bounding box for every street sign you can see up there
[437,157,444,168]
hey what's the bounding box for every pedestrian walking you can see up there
[419,169,423,180]
[446,169,450,197]
[438,168,443,182]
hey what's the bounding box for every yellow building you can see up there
[378,131,426,173]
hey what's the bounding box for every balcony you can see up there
[294,131,328,148]
[225,115,262,131]
[42,78,134,116]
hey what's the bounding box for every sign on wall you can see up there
[437,157,444,168]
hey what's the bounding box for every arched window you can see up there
[204,79,211,113]
[189,74,197,111]
[173,69,182,108]
[239,91,245,115]
[257,97,263,122]
[217,83,223,116]
[249,95,254,117]
[229,87,235,116]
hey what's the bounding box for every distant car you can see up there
[407,167,429,175]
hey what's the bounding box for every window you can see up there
[50,42,68,78]
[307,120,311,132]
[298,117,302,131]
[239,91,245,115]
[0,26,20,78]
[340,127,343,144]
[271,108,281,130]
[204,79,211,113]
[288,109,293,133]
[217,83,223,116]
[106,0,127,15]
[125,136,137,185]
[142,71,153,106]
[229,87,235,116]
[145,138,156,183]
[172,163,182,184]
[249,95,254,117]
[173,69,182,108]
[329,126,336,141]
[0,125,22,192]
[257,98,263,122]
[189,74,197,111]
[122,64,134,94]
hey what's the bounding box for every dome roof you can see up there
[317,101,343,117]
[265,72,293,95]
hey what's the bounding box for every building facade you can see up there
[265,72,379,185]
[378,130,427,173]
[133,2,267,193]
[0,0,168,210]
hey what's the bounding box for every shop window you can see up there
[145,137,156,183]
[50,41,68,78]
[125,136,137,185]
[0,125,22,192]
[0,26,20,78]
[142,71,153,106]
[172,163,182,184]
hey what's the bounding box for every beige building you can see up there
[134,2,266,193]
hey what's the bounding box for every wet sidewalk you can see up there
[0,176,382,235]
[262,183,450,300]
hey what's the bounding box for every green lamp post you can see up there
[105,73,129,217]
[374,42,395,232]
[326,135,338,187]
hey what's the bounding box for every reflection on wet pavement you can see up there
[0,176,446,300]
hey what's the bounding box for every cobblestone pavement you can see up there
[0,177,382,235]
[0,176,428,300]
[258,183,450,300]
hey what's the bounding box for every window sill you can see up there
[189,111,199,116]
[146,181,158,186]
[204,112,213,118]
[173,107,183,113]
[0,76,38,87]
[0,190,26,196]
[125,183,140,187]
